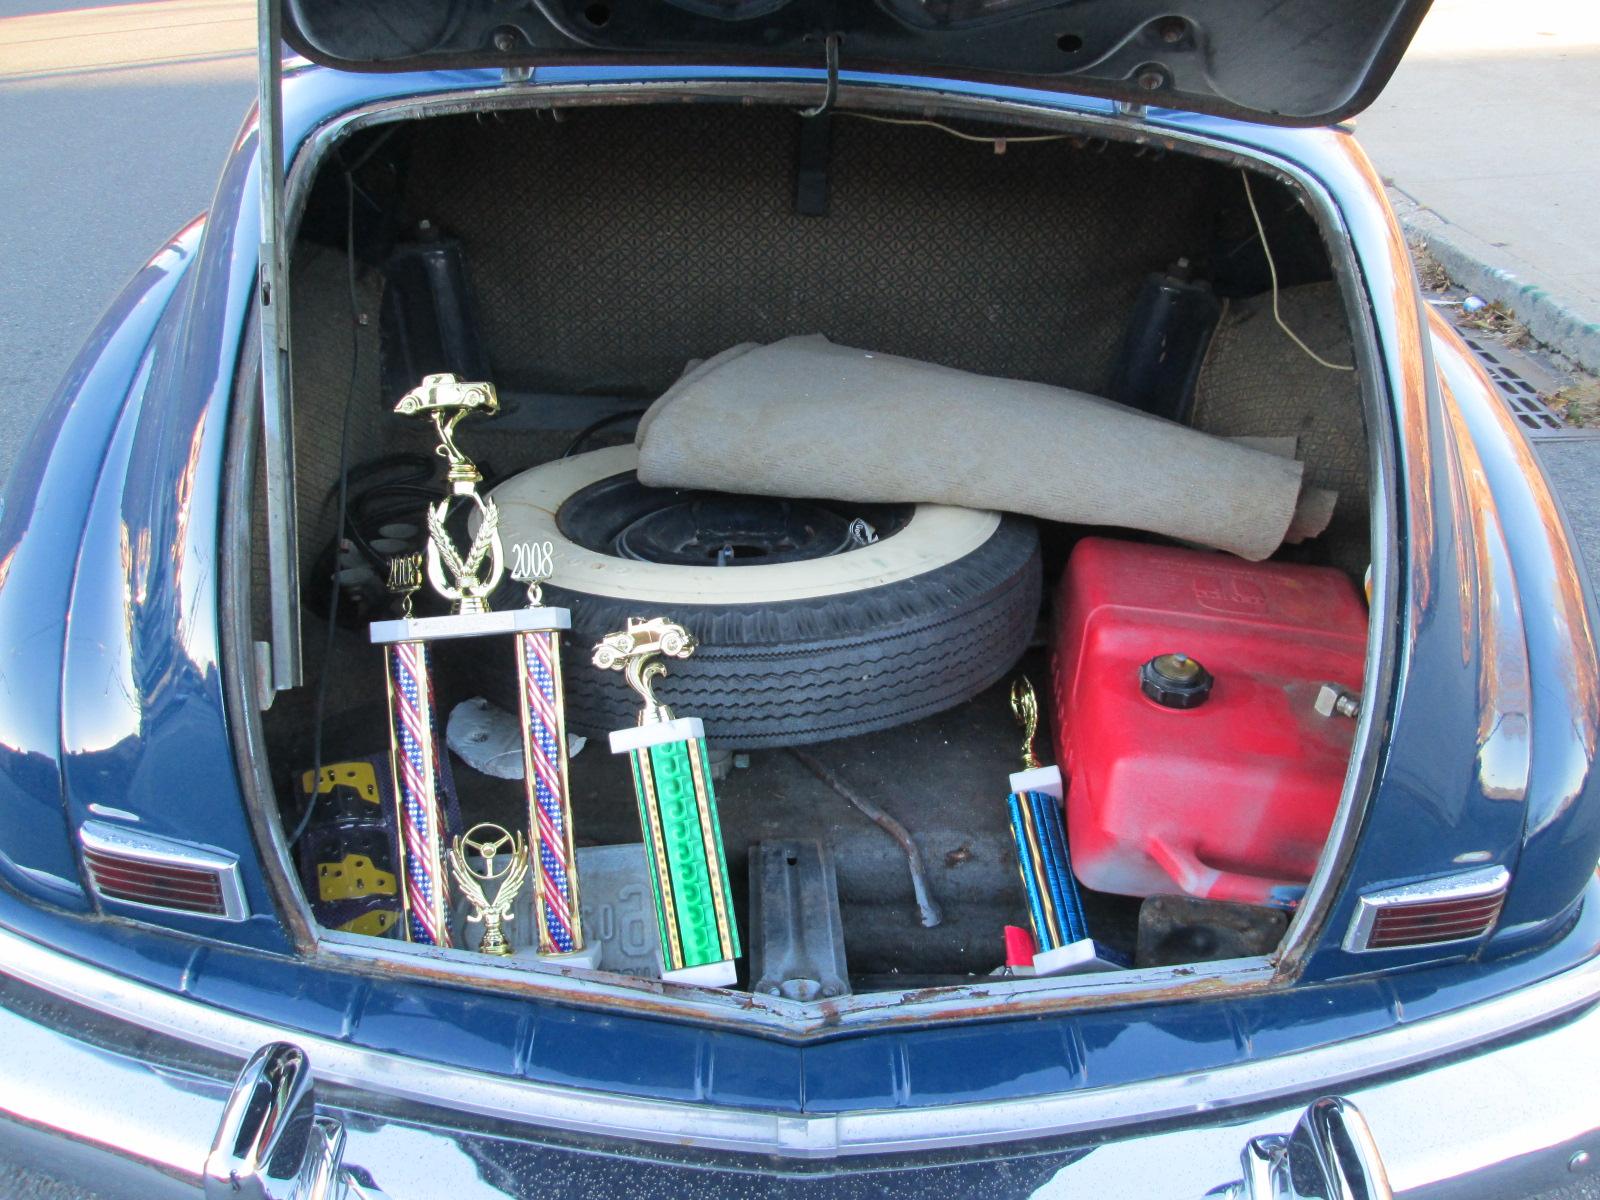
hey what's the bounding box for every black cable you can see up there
[562,408,647,458]
[291,160,365,849]
[318,452,433,516]
[314,454,435,573]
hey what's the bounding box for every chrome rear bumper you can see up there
[0,921,1596,1199]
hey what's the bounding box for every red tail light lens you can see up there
[1345,866,1509,952]
[79,820,248,922]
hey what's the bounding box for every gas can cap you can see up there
[1140,653,1213,709]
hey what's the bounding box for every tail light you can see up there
[79,820,248,922]
[1344,866,1509,952]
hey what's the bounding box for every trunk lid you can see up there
[276,0,1431,127]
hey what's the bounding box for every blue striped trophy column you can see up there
[1007,678,1124,975]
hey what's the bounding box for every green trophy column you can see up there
[597,619,741,987]
[617,721,739,983]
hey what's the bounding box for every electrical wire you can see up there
[835,110,1073,147]
[291,160,366,849]
[1239,169,1356,373]
[321,453,434,570]
[291,127,401,847]
[562,408,648,458]
[789,748,943,929]
[318,453,433,520]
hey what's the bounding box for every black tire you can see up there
[557,519,1041,747]
[488,450,1042,748]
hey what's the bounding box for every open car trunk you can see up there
[253,88,1379,1021]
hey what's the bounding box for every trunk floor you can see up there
[430,651,1142,986]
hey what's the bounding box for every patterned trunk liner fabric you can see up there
[399,104,1224,398]
[1191,281,1370,573]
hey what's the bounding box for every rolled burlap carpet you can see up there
[636,335,1331,561]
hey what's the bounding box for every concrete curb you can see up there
[1387,189,1600,376]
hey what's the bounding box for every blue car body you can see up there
[1,59,1598,1199]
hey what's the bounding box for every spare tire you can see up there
[487,446,1040,748]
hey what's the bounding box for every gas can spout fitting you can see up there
[1314,684,1361,720]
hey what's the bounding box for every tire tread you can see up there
[538,517,1042,747]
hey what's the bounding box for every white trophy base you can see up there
[370,606,571,645]
[1031,938,1124,976]
[609,717,706,754]
[539,941,604,971]
[1008,764,1063,799]
[662,959,738,988]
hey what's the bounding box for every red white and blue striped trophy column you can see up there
[514,544,599,967]
[377,555,452,946]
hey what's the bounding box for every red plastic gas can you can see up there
[1050,538,1367,907]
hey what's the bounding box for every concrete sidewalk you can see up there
[1357,0,1600,373]
[0,0,252,77]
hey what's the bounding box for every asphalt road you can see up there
[0,0,255,486]
[0,2,1597,1198]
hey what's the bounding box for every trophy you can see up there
[1003,678,1122,975]
[596,619,741,987]
[371,373,584,955]
[447,823,530,956]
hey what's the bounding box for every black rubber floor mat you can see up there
[443,651,1142,983]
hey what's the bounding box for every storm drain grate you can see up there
[1457,333,1567,433]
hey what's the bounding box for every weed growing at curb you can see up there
[1548,376,1600,429]
[1460,301,1533,349]
[1411,241,1451,293]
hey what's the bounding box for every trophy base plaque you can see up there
[539,942,604,970]
[661,960,738,988]
[371,607,572,646]
[1030,939,1124,977]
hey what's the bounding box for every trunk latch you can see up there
[1211,1096,1393,1200]
[204,1043,349,1200]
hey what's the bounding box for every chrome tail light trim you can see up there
[1343,865,1510,953]
[79,819,249,922]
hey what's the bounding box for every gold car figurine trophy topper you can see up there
[596,619,741,986]
[370,374,583,957]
